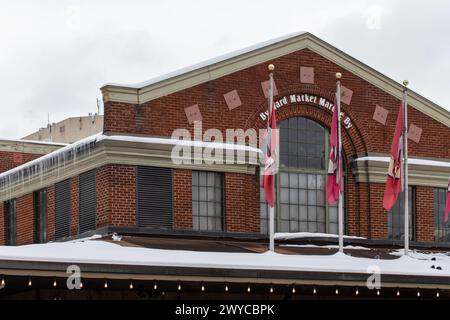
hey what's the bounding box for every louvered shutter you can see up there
[55,179,71,240]
[136,166,173,229]
[79,170,96,234]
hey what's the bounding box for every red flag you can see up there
[326,94,342,205]
[383,102,404,211]
[445,177,450,222]
[262,76,277,208]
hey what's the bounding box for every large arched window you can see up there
[260,117,346,234]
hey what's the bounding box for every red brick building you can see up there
[0,33,450,299]
[0,32,449,299]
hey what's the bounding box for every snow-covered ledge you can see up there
[351,155,450,187]
[0,134,261,202]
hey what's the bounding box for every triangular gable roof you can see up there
[101,32,450,128]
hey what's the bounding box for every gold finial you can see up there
[336,72,342,79]
[403,80,409,87]
[268,64,275,71]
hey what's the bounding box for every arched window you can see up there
[260,117,346,234]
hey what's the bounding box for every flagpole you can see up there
[336,72,344,253]
[268,64,275,252]
[403,80,409,256]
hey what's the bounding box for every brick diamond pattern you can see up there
[223,90,242,110]
[373,104,389,125]
[408,124,423,143]
[261,80,278,98]
[184,104,202,124]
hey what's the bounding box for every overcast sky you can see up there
[0,0,449,139]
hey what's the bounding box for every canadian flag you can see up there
[383,102,404,211]
[262,76,277,208]
[326,94,343,205]
[445,177,450,222]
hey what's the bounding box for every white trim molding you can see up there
[352,156,450,187]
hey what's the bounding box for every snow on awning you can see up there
[0,133,262,192]
[0,236,448,279]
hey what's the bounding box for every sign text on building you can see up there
[259,93,353,129]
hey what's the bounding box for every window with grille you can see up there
[79,170,96,234]
[388,187,415,240]
[55,179,71,240]
[192,171,224,232]
[4,199,16,245]
[136,166,173,229]
[34,189,47,243]
[434,188,449,242]
[260,117,344,234]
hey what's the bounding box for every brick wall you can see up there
[70,176,79,236]
[224,173,259,233]
[0,151,42,174]
[16,193,34,245]
[415,186,434,241]
[110,165,136,226]
[104,48,449,160]
[96,166,111,228]
[101,47,449,239]
[173,169,193,230]
[367,183,388,239]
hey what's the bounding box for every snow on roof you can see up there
[0,236,448,278]
[356,156,450,168]
[0,133,261,188]
[104,134,262,153]
[102,31,306,89]
[0,133,104,183]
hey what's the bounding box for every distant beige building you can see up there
[22,114,103,144]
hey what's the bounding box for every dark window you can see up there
[55,179,71,240]
[136,166,173,229]
[434,188,449,242]
[279,117,326,170]
[79,170,96,234]
[261,117,345,234]
[192,171,223,232]
[34,189,47,243]
[388,187,415,240]
[4,199,16,245]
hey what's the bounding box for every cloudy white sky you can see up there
[0,0,449,139]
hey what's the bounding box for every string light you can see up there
[355,288,359,296]
[178,283,181,291]
[28,278,32,287]
[247,285,251,293]
[269,286,274,293]
[396,289,400,297]
[417,290,421,297]
[377,289,380,296]
[313,287,317,294]
[436,291,440,298]
[1,277,5,287]
[201,284,205,292]
[225,283,229,292]
[292,286,296,294]
[79,281,83,289]
[104,280,108,289]
[335,288,339,295]
[153,282,158,290]
[53,280,57,288]
[129,282,133,290]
